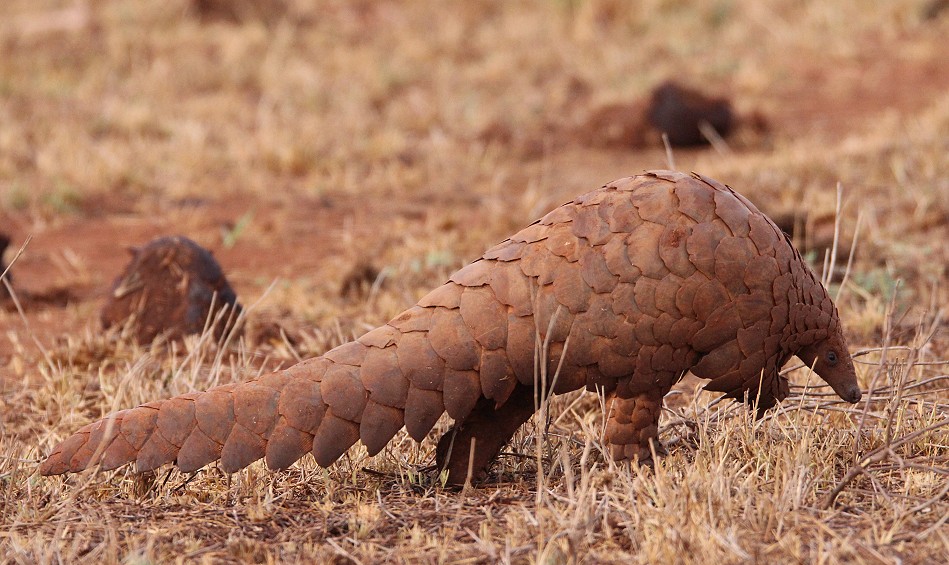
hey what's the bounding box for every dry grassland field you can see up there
[1,0,948,563]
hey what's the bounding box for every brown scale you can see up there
[41,171,863,485]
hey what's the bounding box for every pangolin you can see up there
[100,236,242,344]
[40,171,862,484]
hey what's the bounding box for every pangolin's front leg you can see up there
[435,385,536,483]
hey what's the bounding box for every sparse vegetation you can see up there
[1,0,946,563]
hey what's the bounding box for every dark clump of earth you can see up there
[0,233,11,303]
[339,261,382,299]
[645,81,735,146]
[190,0,288,24]
[101,236,242,344]
[921,0,949,20]
[578,80,748,149]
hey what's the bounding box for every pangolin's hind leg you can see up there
[604,385,669,463]
[435,385,536,485]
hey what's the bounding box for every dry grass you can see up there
[1,0,947,563]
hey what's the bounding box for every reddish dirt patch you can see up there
[769,39,949,138]
[0,190,443,384]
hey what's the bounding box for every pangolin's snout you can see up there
[842,385,862,404]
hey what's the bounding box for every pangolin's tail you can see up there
[40,207,609,479]
[40,304,487,476]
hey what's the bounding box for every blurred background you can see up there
[1,0,946,383]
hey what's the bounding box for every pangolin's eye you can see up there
[826,350,838,365]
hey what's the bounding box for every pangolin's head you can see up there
[796,325,861,404]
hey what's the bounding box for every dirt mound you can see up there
[190,0,289,24]
[339,261,383,299]
[100,236,242,344]
[646,81,734,146]
[579,81,758,149]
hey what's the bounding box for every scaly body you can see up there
[41,171,861,484]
